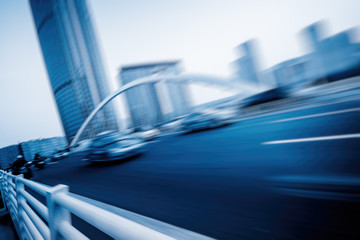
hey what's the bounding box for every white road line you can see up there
[298,96,360,110]
[238,96,360,123]
[262,133,360,145]
[272,107,360,123]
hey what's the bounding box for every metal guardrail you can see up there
[0,170,175,240]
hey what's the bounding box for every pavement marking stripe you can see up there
[272,107,360,123]
[47,162,59,165]
[237,96,360,123]
[262,133,360,145]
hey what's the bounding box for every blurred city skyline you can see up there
[0,0,359,148]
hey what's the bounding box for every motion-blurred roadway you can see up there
[33,88,360,239]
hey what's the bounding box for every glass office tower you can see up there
[29,0,118,143]
[118,61,190,130]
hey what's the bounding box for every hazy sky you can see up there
[0,0,359,148]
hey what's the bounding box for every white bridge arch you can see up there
[70,74,255,146]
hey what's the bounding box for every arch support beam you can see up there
[70,74,247,147]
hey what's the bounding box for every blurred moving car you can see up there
[85,131,147,162]
[158,118,183,133]
[241,87,288,108]
[136,128,160,141]
[71,139,92,153]
[51,149,70,162]
[180,109,234,133]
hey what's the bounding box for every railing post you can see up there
[3,174,9,211]
[0,174,5,211]
[46,184,70,240]
[5,174,9,199]
[15,175,24,240]
[6,174,11,211]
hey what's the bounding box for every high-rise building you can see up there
[0,137,67,169]
[20,137,67,161]
[233,40,260,86]
[0,145,20,169]
[29,0,118,143]
[118,61,190,130]
[267,22,360,87]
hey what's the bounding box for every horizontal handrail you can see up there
[19,188,48,220]
[21,222,32,240]
[18,177,51,196]
[6,174,16,179]
[54,192,176,240]
[21,209,44,240]
[8,179,15,189]
[8,202,18,217]
[9,194,17,209]
[20,200,50,239]
[0,170,178,240]
[9,187,16,198]
[57,221,89,240]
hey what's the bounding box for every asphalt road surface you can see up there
[33,89,360,239]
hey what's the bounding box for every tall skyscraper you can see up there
[29,0,118,143]
[118,61,190,130]
[233,40,260,86]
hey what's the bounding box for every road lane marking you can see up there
[47,162,59,165]
[237,96,360,123]
[262,133,360,145]
[272,107,360,123]
[296,96,360,110]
